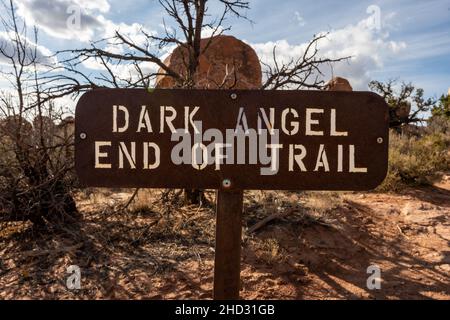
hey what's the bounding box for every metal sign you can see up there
[75,89,389,190]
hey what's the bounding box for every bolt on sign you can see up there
[75,89,389,191]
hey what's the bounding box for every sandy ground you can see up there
[0,181,448,300]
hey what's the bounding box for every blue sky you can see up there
[4,0,450,98]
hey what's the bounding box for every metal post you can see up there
[213,189,244,300]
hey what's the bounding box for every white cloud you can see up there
[78,18,170,80]
[81,56,160,86]
[72,0,110,13]
[15,0,110,42]
[78,13,408,90]
[201,25,224,38]
[0,31,55,66]
[250,16,406,90]
[11,1,416,93]
[100,17,157,48]
[15,0,161,55]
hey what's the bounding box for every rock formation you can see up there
[325,77,353,92]
[155,35,262,89]
[0,116,33,145]
[56,116,75,163]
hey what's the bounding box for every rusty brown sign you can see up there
[75,89,389,190]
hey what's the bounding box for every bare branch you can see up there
[261,33,351,90]
[369,79,437,128]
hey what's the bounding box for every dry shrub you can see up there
[378,124,450,191]
[0,1,78,226]
[254,238,288,265]
[0,113,78,225]
[123,188,216,245]
[302,192,344,215]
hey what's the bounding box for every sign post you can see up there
[75,88,389,299]
[214,189,243,300]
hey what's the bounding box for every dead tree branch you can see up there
[261,33,351,90]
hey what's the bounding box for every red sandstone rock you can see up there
[156,35,262,89]
[325,77,353,92]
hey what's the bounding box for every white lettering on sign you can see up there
[306,108,324,136]
[143,142,160,170]
[192,142,208,170]
[185,106,200,133]
[119,142,136,169]
[263,144,283,175]
[160,106,177,133]
[338,145,344,172]
[281,108,299,136]
[314,144,329,172]
[258,108,275,135]
[331,109,348,136]
[137,106,153,133]
[113,105,129,133]
[91,105,369,175]
[289,144,307,172]
[235,107,249,134]
[95,141,112,169]
[350,145,368,173]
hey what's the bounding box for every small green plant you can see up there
[431,95,450,119]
